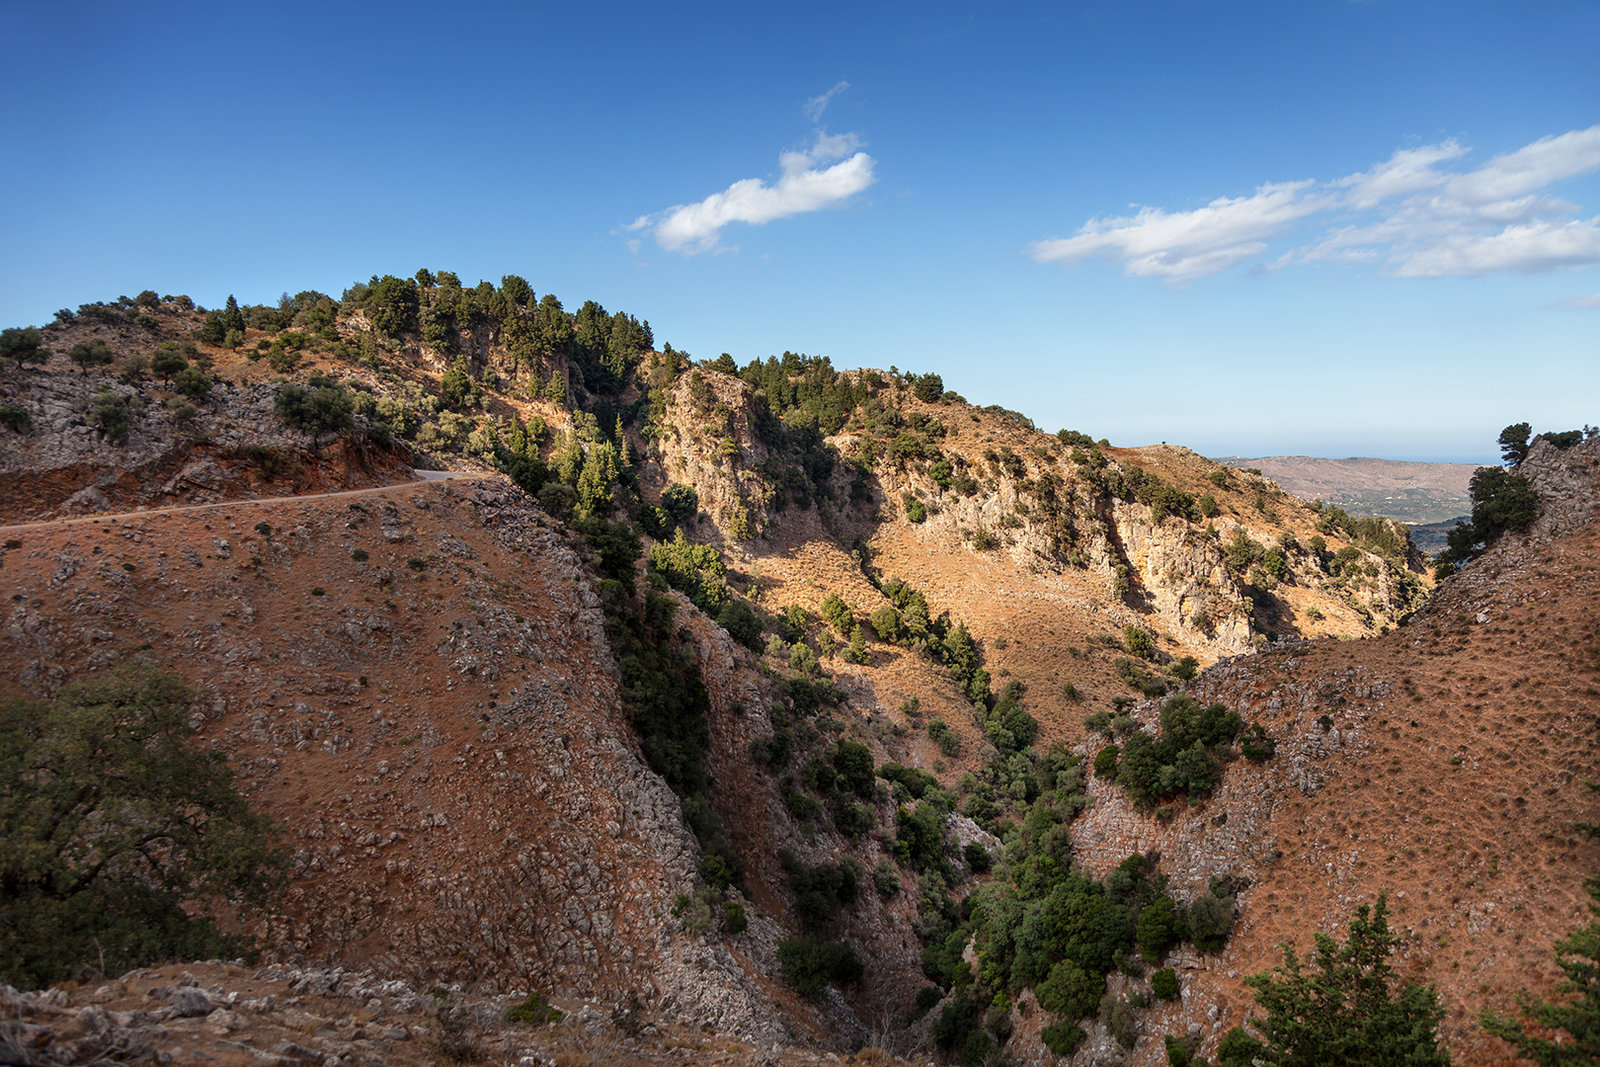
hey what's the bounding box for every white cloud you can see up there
[1442,126,1600,205]
[804,80,850,122]
[1037,124,1600,283]
[632,131,875,254]
[1395,217,1600,277]
[1335,141,1465,209]
[1559,292,1600,309]
[1029,181,1323,284]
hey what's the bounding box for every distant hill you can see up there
[1407,514,1471,554]
[1217,454,1481,524]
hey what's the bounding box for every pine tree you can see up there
[1217,894,1448,1066]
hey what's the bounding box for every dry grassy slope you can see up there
[651,371,1428,766]
[0,478,792,1044]
[1052,438,1600,1067]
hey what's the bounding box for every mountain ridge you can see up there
[1,280,1589,1066]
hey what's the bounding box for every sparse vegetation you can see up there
[1215,895,1448,1067]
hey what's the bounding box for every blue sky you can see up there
[3,1,1596,462]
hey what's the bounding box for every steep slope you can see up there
[0,478,785,1042]
[9,278,1567,1067]
[1050,436,1600,1065]
[647,360,1429,754]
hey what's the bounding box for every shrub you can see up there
[274,377,354,450]
[964,842,992,874]
[716,598,764,652]
[504,992,563,1025]
[647,529,728,613]
[86,387,130,442]
[1187,885,1236,952]
[0,327,47,368]
[0,403,29,432]
[68,339,114,375]
[870,605,906,643]
[1152,967,1180,1000]
[1041,1021,1086,1056]
[1035,958,1102,1019]
[1124,625,1155,660]
[1241,723,1276,762]
[173,367,211,399]
[1137,895,1180,962]
[874,860,902,899]
[777,936,863,995]
[928,718,961,757]
[820,593,853,634]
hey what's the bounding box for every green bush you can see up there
[504,992,563,1025]
[869,605,906,643]
[820,593,853,634]
[928,717,961,757]
[1137,896,1180,962]
[1112,695,1245,808]
[1152,967,1180,1000]
[1188,885,1236,952]
[647,529,728,613]
[1041,1021,1086,1056]
[1222,895,1447,1066]
[1035,958,1102,1019]
[777,936,863,995]
[716,598,764,652]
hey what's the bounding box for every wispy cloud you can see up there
[804,80,850,122]
[1033,124,1600,283]
[1559,291,1600,309]
[630,130,875,254]
[1030,181,1325,284]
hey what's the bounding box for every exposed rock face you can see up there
[1102,499,1254,655]
[1517,434,1600,537]
[0,370,414,522]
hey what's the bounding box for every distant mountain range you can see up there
[1217,454,1480,526]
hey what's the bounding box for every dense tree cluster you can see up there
[1095,695,1244,808]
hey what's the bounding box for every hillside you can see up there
[1219,455,1478,525]
[0,279,1589,1066]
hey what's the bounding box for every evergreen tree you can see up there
[1217,894,1449,1067]
[0,327,47,369]
[220,295,246,337]
[68,340,114,375]
[1498,422,1532,466]
[0,664,283,988]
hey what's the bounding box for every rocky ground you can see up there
[0,961,930,1067]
